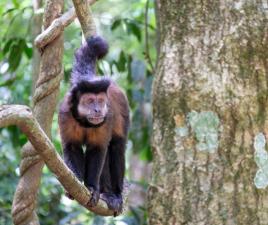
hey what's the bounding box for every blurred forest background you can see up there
[0,0,155,224]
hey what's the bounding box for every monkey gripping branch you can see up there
[0,105,114,216]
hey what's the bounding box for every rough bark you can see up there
[72,0,96,38]
[11,1,64,224]
[148,1,268,225]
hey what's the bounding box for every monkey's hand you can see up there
[100,193,123,216]
[86,186,100,207]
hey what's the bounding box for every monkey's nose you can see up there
[94,108,101,113]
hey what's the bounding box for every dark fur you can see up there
[72,78,111,94]
[59,36,129,215]
[71,36,109,86]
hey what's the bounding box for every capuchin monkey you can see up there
[58,36,130,216]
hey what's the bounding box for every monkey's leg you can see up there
[63,143,85,199]
[101,136,126,216]
[85,145,107,207]
[100,152,112,193]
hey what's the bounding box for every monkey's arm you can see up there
[63,143,85,181]
[62,142,85,199]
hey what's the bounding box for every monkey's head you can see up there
[70,78,111,127]
[78,92,108,125]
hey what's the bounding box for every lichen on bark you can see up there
[187,111,220,153]
[254,133,268,189]
[174,111,220,153]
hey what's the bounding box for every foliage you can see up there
[0,0,155,224]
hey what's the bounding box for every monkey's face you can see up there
[78,92,109,125]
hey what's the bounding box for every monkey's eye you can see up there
[86,98,94,104]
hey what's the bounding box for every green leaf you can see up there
[8,39,24,71]
[116,50,126,72]
[22,41,33,59]
[111,19,122,30]
[2,8,16,16]
[97,62,105,75]
[126,21,142,42]
[3,39,14,55]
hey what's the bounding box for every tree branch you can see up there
[0,105,114,216]
[35,0,97,49]
[71,0,96,39]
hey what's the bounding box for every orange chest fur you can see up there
[59,113,112,146]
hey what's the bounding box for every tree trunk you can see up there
[148,1,268,225]
[11,1,64,224]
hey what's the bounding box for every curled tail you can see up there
[71,36,109,85]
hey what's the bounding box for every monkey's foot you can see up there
[86,186,100,207]
[100,193,123,216]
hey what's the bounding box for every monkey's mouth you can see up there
[87,116,105,125]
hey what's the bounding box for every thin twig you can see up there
[144,0,154,73]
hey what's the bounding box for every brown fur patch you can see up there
[59,111,85,143]
[108,83,129,138]
[85,123,112,147]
